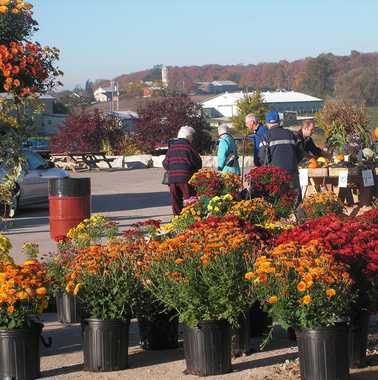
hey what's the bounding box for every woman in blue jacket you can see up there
[217,124,241,175]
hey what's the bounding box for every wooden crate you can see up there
[307,168,328,177]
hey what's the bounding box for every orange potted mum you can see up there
[0,235,49,380]
[141,217,259,377]
[246,241,355,380]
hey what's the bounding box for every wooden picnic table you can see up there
[301,165,378,207]
[50,152,115,172]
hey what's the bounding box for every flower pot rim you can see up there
[186,319,230,328]
[83,318,130,323]
[296,324,349,333]
[0,326,39,334]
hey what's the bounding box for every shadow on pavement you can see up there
[233,351,298,372]
[41,364,83,378]
[129,347,185,369]
[351,369,378,380]
[93,192,170,212]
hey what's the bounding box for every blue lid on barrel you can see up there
[48,178,91,197]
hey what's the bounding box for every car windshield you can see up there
[24,151,47,170]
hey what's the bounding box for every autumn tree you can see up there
[134,96,212,154]
[49,110,124,154]
[296,56,335,98]
[334,65,378,106]
[231,90,269,134]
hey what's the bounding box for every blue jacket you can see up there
[249,124,268,167]
[217,133,240,175]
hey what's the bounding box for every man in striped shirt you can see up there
[163,126,202,215]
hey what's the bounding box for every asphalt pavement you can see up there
[2,168,172,262]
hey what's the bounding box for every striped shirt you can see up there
[162,138,202,184]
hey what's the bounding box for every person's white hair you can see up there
[218,124,229,136]
[245,113,258,123]
[177,125,195,140]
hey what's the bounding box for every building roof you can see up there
[94,87,114,94]
[201,90,322,108]
[211,80,239,86]
[110,111,139,119]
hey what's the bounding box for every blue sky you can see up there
[30,0,378,90]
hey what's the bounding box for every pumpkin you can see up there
[374,127,378,139]
[336,154,345,162]
[308,158,318,169]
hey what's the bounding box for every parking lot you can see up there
[3,168,172,262]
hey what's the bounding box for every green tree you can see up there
[231,90,269,134]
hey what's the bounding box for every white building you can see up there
[161,66,168,87]
[94,87,114,103]
[201,90,323,118]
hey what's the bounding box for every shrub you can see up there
[246,166,297,218]
[0,239,49,329]
[134,95,212,154]
[301,191,344,219]
[140,217,259,327]
[65,243,139,320]
[49,110,124,153]
[246,241,354,329]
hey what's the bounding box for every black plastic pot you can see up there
[232,311,252,357]
[183,320,232,377]
[296,324,349,380]
[56,292,80,324]
[138,311,179,350]
[0,323,42,380]
[82,319,129,372]
[249,301,272,337]
[349,310,370,369]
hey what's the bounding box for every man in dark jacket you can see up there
[163,126,202,215]
[258,112,302,206]
[295,119,325,158]
[258,111,302,175]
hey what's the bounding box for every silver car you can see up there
[0,150,69,217]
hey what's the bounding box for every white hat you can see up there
[218,124,229,135]
[177,125,195,139]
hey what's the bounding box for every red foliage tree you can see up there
[134,95,212,154]
[49,110,124,153]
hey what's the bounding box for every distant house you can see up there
[201,90,323,119]
[196,80,240,94]
[107,110,139,135]
[94,87,115,103]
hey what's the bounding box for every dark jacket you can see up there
[249,123,268,167]
[163,138,202,184]
[296,129,322,157]
[258,127,302,174]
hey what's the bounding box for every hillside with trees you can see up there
[97,51,378,106]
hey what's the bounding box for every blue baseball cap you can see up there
[265,111,280,124]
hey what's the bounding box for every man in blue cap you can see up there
[245,113,268,167]
[258,111,303,204]
[258,111,302,173]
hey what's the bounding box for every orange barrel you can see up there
[48,178,91,241]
